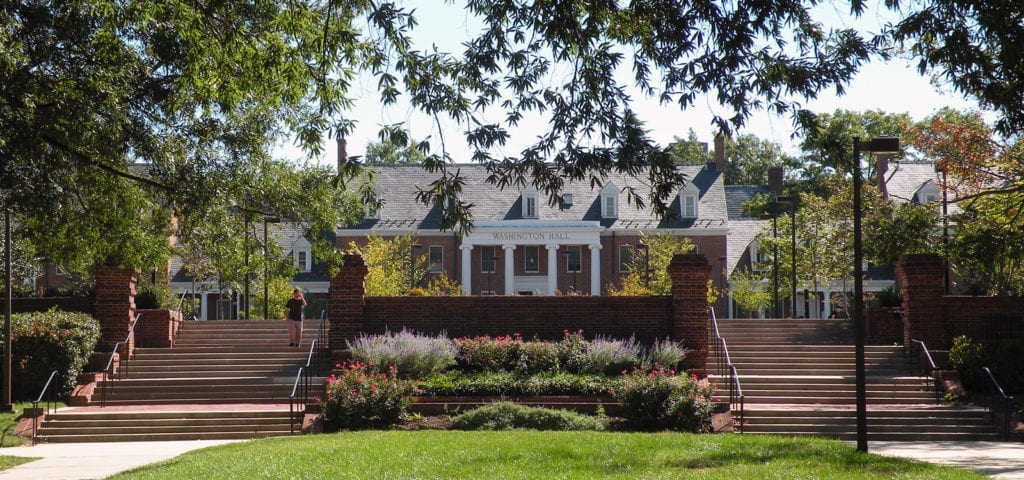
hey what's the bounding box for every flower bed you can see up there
[321,329,714,432]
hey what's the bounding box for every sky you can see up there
[278,2,980,167]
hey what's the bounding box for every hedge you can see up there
[1,310,101,400]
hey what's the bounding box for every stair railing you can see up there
[907,338,941,403]
[288,310,330,434]
[100,312,142,407]
[30,370,60,445]
[980,367,1015,440]
[708,308,745,432]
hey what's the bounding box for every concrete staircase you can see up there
[35,320,327,443]
[711,318,1001,441]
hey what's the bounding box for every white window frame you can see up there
[618,245,633,273]
[680,184,699,218]
[295,249,311,272]
[750,240,766,273]
[522,187,539,219]
[428,245,443,273]
[601,183,618,219]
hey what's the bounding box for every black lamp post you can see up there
[636,242,650,289]
[3,197,12,412]
[243,215,250,320]
[759,211,781,317]
[853,135,900,453]
[936,164,950,294]
[776,195,797,317]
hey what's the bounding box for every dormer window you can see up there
[680,184,699,218]
[601,183,618,219]
[916,182,940,204]
[522,187,539,219]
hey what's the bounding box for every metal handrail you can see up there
[980,367,1015,440]
[30,370,60,445]
[175,289,189,312]
[100,313,142,407]
[288,310,330,434]
[708,308,745,432]
[908,338,941,403]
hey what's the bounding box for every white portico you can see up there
[460,220,605,296]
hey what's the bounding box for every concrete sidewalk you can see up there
[0,440,242,480]
[0,439,1022,479]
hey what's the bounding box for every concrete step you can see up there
[35,408,302,443]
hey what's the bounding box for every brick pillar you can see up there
[329,254,367,350]
[667,253,711,377]
[93,259,138,355]
[897,253,947,348]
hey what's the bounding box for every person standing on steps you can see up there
[285,288,307,347]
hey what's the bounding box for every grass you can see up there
[0,401,63,448]
[0,456,36,471]
[110,431,987,479]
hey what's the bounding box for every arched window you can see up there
[680,183,699,218]
[601,183,618,219]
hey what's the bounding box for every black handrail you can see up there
[30,370,60,445]
[908,338,941,403]
[288,310,330,434]
[980,367,1015,440]
[708,308,745,432]
[100,313,142,407]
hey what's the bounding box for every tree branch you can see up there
[40,134,169,192]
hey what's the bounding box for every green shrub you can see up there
[558,329,589,374]
[511,340,560,375]
[949,335,985,389]
[610,367,713,432]
[451,402,605,431]
[418,371,609,397]
[454,335,516,372]
[135,278,170,310]
[646,338,687,370]
[4,310,100,400]
[322,362,419,430]
[348,329,457,379]
[586,336,642,376]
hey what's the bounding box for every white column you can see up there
[503,245,516,295]
[460,244,473,296]
[823,288,833,318]
[546,244,559,295]
[589,243,602,296]
[200,292,208,321]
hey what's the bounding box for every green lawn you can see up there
[111,431,987,479]
[0,456,36,471]
[0,401,59,448]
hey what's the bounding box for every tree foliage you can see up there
[722,134,800,186]
[863,201,940,268]
[347,233,428,296]
[610,233,693,296]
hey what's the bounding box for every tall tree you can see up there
[610,232,694,296]
[721,134,800,186]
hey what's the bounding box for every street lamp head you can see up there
[867,136,900,155]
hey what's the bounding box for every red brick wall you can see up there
[361,295,672,342]
[135,309,183,348]
[944,296,1024,345]
[10,297,92,314]
[866,307,903,345]
[92,261,138,354]
[328,252,713,375]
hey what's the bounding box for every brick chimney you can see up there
[337,137,348,172]
[767,166,784,195]
[714,134,726,172]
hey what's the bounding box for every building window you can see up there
[601,183,618,219]
[522,187,539,219]
[428,245,443,273]
[680,184,699,218]
[750,241,766,272]
[295,250,311,272]
[524,246,540,273]
[481,246,497,273]
[618,245,633,273]
[565,245,582,273]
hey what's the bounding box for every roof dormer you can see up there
[521,186,539,219]
[915,181,940,205]
[601,183,618,219]
[680,183,699,219]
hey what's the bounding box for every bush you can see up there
[949,335,985,389]
[646,338,687,370]
[451,402,605,431]
[418,371,609,397]
[585,336,642,376]
[322,362,419,430]
[348,329,457,379]
[454,335,517,372]
[511,340,560,375]
[610,367,713,432]
[4,310,100,400]
[135,278,170,310]
[557,329,589,374]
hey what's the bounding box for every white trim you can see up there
[522,186,540,219]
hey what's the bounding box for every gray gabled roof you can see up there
[883,162,938,204]
[346,164,727,231]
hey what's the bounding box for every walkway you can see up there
[0,439,1022,479]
